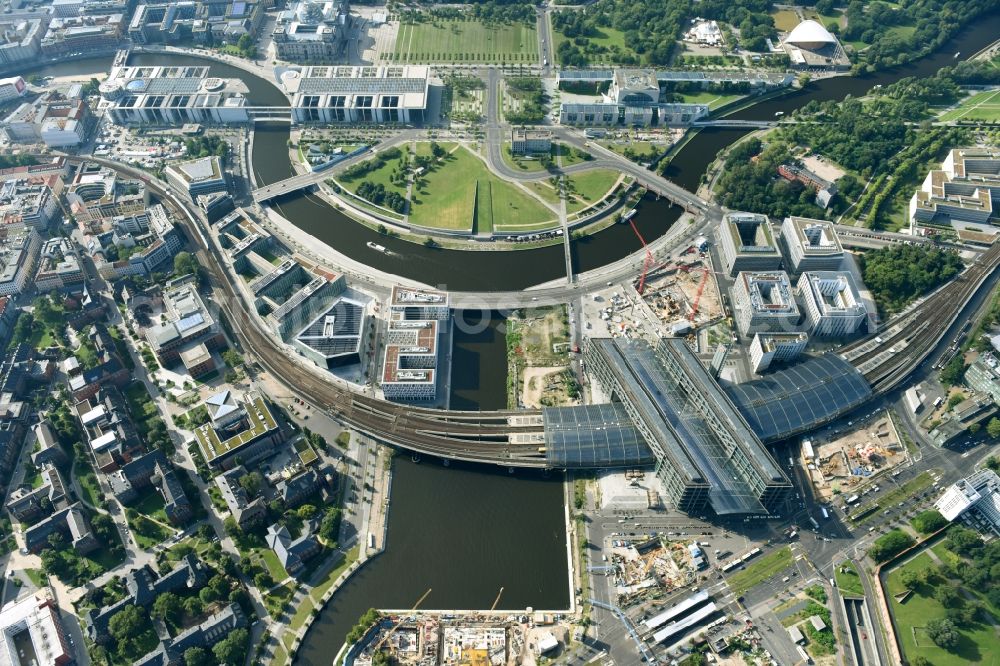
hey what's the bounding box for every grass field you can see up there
[771,9,801,31]
[835,560,865,597]
[566,169,620,214]
[939,89,1000,122]
[803,9,843,29]
[851,471,935,525]
[394,19,538,63]
[410,146,552,232]
[552,25,635,66]
[339,151,409,199]
[886,551,1000,665]
[727,546,794,595]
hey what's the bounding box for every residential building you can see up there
[75,387,142,472]
[749,332,808,373]
[0,591,73,666]
[23,502,97,554]
[165,156,228,198]
[0,227,41,297]
[108,450,193,525]
[717,212,782,277]
[214,466,267,527]
[781,216,844,273]
[510,128,552,155]
[193,391,282,470]
[910,148,1000,230]
[266,523,320,576]
[134,603,246,666]
[731,271,799,336]
[274,467,323,508]
[6,464,67,522]
[798,271,866,337]
[67,162,148,232]
[34,237,84,292]
[145,275,226,366]
[272,0,351,62]
[94,204,185,279]
[31,420,67,468]
[66,325,130,401]
[84,555,208,644]
[286,65,430,124]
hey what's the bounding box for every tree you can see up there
[184,647,212,666]
[926,617,960,650]
[238,471,264,497]
[946,526,983,557]
[935,585,964,609]
[212,628,249,665]
[988,417,1000,439]
[941,355,967,386]
[869,529,915,562]
[183,596,204,618]
[222,349,243,368]
[174,252,199,278]
[900,568,919,590]
[152,592,184,626]
[912,509,947,534]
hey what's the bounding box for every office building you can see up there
[145,275,226,366]
[286,65,430,123]
[0,592,73,666]
[128,0,265,45]
[0,228,41,297]
[732,271,799,336]
[781,216,844,272]
[910,148,1000,230]
[559,101,707,127]
[34,237,83,292]
[292,294,370,370]
[108,450,192,525]
[0,17,44,67]
[0,76,26,102]
[935,469,1000,537]
[510,128,552,155]
[2,93,93,147]
[100,64,252,125]
[95,203,185,279]
[717,212,782,277]
[23,502,97,554]
[749,332,808,373]
[0,177,61,228]
[193,391,282,470]
[40,13,124,58]
[273,0,351,62]
[798,271,866,337]
[381,319,440,401]
[165,156,228,198]
[585,337,791,515]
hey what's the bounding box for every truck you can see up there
[821,507,830,520]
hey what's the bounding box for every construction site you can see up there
[348,614,576,666]
[507,305,580,409]
[606,537,705,608]
[633,241,724,339]
[801,414,908,503]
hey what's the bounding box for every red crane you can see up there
[629,219,654,294]
[688,267,709,321]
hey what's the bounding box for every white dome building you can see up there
[784,20,837,50]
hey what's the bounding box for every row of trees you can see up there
[356,182,407,214]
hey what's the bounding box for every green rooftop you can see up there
[195,395,278,463]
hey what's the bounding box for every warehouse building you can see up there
[781,216,844,273]
[798,271,866,337]
[717,212,782,277]
[732,271,799,336]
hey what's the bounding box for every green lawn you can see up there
[939,89,1000,122]
[502,147,551,174]
[851,472,935,525]
[127,512,173,550]
[410,146,553,232]
[886,552,1000,665]
[552,25,633,66]
[597,140,664,162]
[74,460,102,506]
[835,560,865,597]
[394,18,537,63]
[338,150,409,199]
[24,568,46,587]
[803,9,843,30]
[771,9,800,31]
[257,548,290,582]
[727,546,794,595]
[129,489,169,523]
[264,582,295,617]
[566,169,619,213]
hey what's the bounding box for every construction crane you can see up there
[629,219,654,294]
[688,267,710,321]
[490,587,505,611]
[372,588,432,652]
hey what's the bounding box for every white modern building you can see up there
[100,64,253,125]
[511,128,552,155]
[749,332,808,373]
[781,216,844,273]
[935,469,1000,536]
[2,94,92,147]
[798,271,866,337]
[718,212,783,277]
[781,19,850,70]
[732,271,799,336]
[286,65,430,124]
[165,156,227,198]
[910,148,1000,230]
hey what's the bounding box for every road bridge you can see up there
[692,119,776,128]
